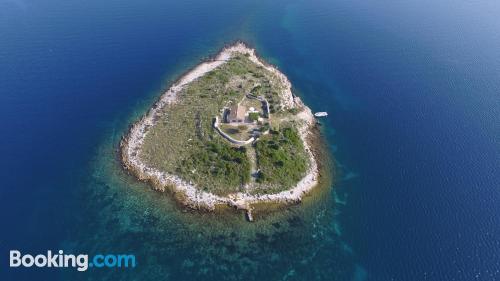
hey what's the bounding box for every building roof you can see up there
[228,104,246,121]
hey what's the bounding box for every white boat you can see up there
[314,112,328,117]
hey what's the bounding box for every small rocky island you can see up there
[121,43,321,220]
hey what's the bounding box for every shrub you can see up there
[179,140,251,194]
[254,126,308,189]
[248,112,259,121]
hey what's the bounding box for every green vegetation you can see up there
[240,96,262,110]
[254,126,308,193]
[139,53,310,195]
[237,125,248,131]
[177,140,250,195]
[260,123,270,132]
[140,54,287,195]
[288,107,299,115]
[220,124,252,140]
[248,112,259,121]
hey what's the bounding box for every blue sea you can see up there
[1,0,499,280]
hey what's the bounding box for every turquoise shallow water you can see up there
[61,125,349,281]
[1,0,499,280]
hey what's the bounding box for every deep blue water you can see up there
[1,0,499,280]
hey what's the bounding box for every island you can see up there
[121,42,321,220]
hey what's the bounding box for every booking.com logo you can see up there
[9,250,136,272]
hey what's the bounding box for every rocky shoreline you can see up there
[120,42,320,219]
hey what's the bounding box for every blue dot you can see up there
[89,262,93,267]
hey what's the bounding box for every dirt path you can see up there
[247,145,258,186]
